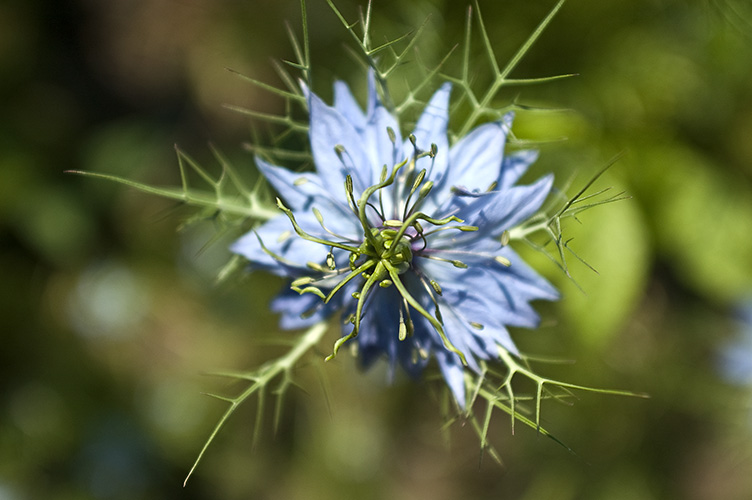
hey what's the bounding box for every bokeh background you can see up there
[2,0,752,498]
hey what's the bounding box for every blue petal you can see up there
[450,175,554,240]
[499,149,539,189]
[333,80,367,132]
[431,113,514,205]
[230,217,321,276]
[271,287,339,330]
[408,83,451,187]
[256,157,330,212]
[231,206,357,276]
[497,247,559,301]
[440,280,521,353]
[308,91,373,197]
[364,100,402,188]
[434,348,466,408]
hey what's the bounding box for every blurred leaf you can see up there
[556,180,651,348]
[638,145,752,302]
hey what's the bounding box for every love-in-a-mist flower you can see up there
[232,74,558,407]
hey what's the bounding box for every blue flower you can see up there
[231,74,558,407]
[719,301,752,385]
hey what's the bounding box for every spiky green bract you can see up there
[184,322,328,486]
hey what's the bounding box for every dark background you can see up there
[1,0,752,498]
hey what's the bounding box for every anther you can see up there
[387,126,396,144]
[277,230,292,243]
[291,276,315,287]
[494,255,512,267]
[307,261,328,272]
[501,230,510,246]
[418,181,434,199]
[412,169,426,191]
[313,207,324,224]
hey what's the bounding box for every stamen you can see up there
[291,276,315,287]
[419,254,469,269]
[253,231,303,268]
[306,261,328,272]
[500,230,510,246]
[494,255,512,267]
[324,260,376,304]
[417,273,445,327]
[402,169,427,220]
[313,207,324,224]
[326,261,387,361]
[291,285,326,299]
[420,224,477,238]
[398,307,408,341]
[386,126,397,144]
[354,160,407,253]
[402,297,414,338]
[344,175,356,213]
[277,230,293,243]
[383,260,467,365]
[383,211,463,260]
[276,198,361,253]
[312,205,361,243]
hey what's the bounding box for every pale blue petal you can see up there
[431,113,514,204]
[499,150,538,189]
[271,288,340,330]
[364,103,402,187]
[409,83,451,187]
[231,216,326,276]
[333,80,367,131]
[497,247,559,302]
[451,175,553,240]
[256,157,329,212]
[308,91,372,196]
[441,284,522,353]
[434,349,466,408]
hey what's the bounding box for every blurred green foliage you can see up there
[1,0,752,499]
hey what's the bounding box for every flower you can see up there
[719,301,752,385]
[231,73,558,407]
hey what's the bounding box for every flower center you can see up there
[273,147,472,366]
